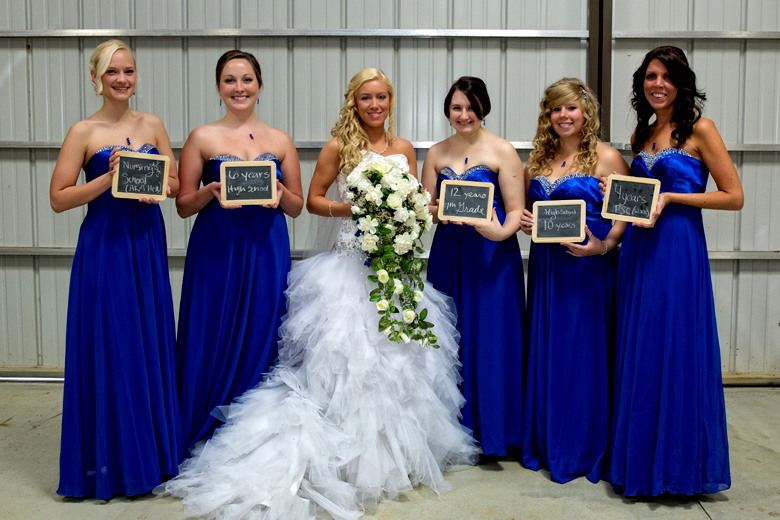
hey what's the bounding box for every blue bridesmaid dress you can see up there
[609,148,730,496]
[522,173,617,483]
[58,144,182,499]
[427,165,525,456]
[177,153,290,456]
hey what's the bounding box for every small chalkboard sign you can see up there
[437,180,494,223]
[220,161,277,206]
[112,151,170,201]
[532,200,586,243]
[602,174,661,224]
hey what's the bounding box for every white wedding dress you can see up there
[162,152,477,519]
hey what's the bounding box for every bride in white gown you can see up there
[161,68,476,519]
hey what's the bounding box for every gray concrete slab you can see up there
[1,384,778,520]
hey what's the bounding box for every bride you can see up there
[161,68,477,519]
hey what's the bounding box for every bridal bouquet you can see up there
[346,156,437,347]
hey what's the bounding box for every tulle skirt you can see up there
[162,250,477,519]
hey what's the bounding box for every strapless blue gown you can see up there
[177,153,290,456]
[58,144,182,499]
[609,148,730,496]
[427,165,525,456]
[522,173,617,483]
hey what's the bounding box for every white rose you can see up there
[377,269,390,284]
[393,278,404,295]
[365,185,383,205]
[406,215,417,227]
[346,168,365,187]
[400,332,411,344]
[351,205,364,215]
[393,233,415,255]
[407,175,419,188]
[385,224,396,237]
[380,171,401,190]
[356,178,372,193]
[412,192,428,210]
[395,178,412,198]
[382,326,392,336]
[393,208,410,223]
[386,193,403,210]
[423,190,431,204]
[413,290,423,303]
[359,233,379,253]
[410,222,421,239]
[376,299,389,311]
[415,208,429,221]
[369,157,393,174]
[423,212,433,231]
[358,216,378,234]
[420,337,429,348]
[346,191,355,200]
[403,309,416,323]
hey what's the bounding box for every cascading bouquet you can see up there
[346,155,437,347]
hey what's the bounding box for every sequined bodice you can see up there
[84,143,158,182]
[332,152,410,258]
[436,165,504,210]
[202,152,282,185]
[633,148,709,194]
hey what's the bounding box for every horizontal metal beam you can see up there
[3,141,779,152]
[1,247,777,261]
[613,31,780,40]
[0,29,588,39]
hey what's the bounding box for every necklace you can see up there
[370,131,389,155]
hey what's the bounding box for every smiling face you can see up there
[643,58,678,112]
[354,78,390,129]
[218,58,260,110]
[550,99,584,139]
[95,49,135,100]
[448,89,482,134]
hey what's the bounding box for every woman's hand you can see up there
[519,208,533,235]
[468,208,504,240]
[261,180,284,209]
[207,181,242,209]
[633,192,669,228]
[107,148,121,177]
[561,225,608,256]
[431,199,459,226]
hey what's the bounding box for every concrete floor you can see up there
[1,384,779,520]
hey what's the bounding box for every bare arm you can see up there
[175,127,230,218]
[274,134,304,218]
[50,123,116,213]
[306,139,349,218]
[519,166,533,235]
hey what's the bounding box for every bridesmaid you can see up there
[519,78,628,483]
[50,39,182,498]
[175,50,303,455]
[422,76,525,458]
[609,46,743,496]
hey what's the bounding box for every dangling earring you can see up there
[256,98,259,105]
[219,98,222,106]
[449,122,452,127]
[482,119,486,126]
[133,91,136,96]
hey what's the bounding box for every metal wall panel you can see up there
[4,0,777,374]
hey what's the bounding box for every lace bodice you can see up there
[332,152,410,258]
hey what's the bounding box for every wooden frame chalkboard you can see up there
[111,151,170,201]
[437,180,494,223]
[532,200,586,243]
[602,174,661,225]
[220,161,277,206]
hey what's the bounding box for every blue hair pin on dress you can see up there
[562,160,566,167]
[126,137,131,146]
[249,134,254,140]
[652,142,656,151]
[465,157,468,165]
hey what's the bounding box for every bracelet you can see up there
[328,201,334,217]
[601,240,609,255]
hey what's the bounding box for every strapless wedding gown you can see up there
[162,152,476,519]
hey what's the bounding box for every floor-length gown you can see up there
[162,152,477,520]
[426,165,525,457]
[58,144,182,499]
[522,173,617,483]
[609,148,730,496]
[177,153,290,456]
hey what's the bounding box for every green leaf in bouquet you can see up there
[369,289,381,302]
[417,281,425,290]
[367,275,378,283]
[377,226,393,235]
[379,316,391,330]
[419,308,428,321]
[415,246,425,254]
[383,251,395,261]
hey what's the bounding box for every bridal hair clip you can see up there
[581,88,587,100]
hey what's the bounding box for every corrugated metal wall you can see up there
[0,0,777,375]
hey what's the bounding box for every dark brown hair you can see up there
[215,50,263,90]
[631,46,706,154]
[443,76,491,120]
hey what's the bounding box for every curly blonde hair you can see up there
[331,68,396,175]
[528,78,600,178]
[89,39,134,96]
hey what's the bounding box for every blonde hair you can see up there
[331,68,396,175]
[89,39,134,96]
[528,78,601,178]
